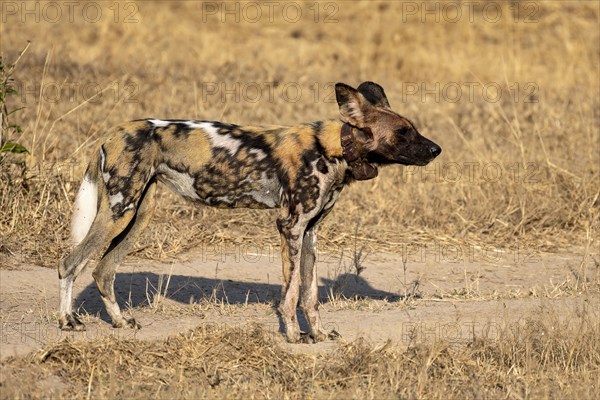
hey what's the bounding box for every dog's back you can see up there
[91,119,347,212]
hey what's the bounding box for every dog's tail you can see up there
[70,149,102,245]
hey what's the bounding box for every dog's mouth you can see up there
[367,153,437,167]
[409,157,437,166]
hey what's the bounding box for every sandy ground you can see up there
[1,246,598,359]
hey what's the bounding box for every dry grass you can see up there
[1,303,598,399]
[0,1,598,269]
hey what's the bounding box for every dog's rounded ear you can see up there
[335,83,374,127]
[357,81,391,109]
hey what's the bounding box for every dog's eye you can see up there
[395,127,410,136]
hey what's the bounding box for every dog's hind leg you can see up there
[58,173,97,330]
[58,267,88,331]
[58,205,137,330]
[92,179,157,329]
[58,163,143,331]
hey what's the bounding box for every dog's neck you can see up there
[340,122,378,181]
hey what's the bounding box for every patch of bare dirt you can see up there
[1,248,598,359]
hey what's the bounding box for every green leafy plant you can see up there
[0,41,30,163]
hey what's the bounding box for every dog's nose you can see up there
[430,145,442,157]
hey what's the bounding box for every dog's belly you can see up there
[156,163,283,209]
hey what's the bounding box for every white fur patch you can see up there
[149,119,170,127]
[248,148,267,161]
[194,121,242,156]
[184,121,207,129]
[109,192,124,208]
[156,163,200,200]
[100,146,111,183]
[71,174,97,245]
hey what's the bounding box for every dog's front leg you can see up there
[276,210,304,343]
[300,227,326,342]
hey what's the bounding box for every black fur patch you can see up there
[316,158,328,174]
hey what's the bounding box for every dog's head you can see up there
[335,82,441,166]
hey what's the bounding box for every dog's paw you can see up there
[112,317,141,330]
[58,314,86,331]
[309,329,342,343]
[309,330,328,343]
[327,329,341,340]
[126,318,141,330]
[284,327,301,343]
[299,331,315,344]
[294,329,341,344]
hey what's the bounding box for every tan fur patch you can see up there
[272,127,313,185]
[159,126,213,170]
[318,120,344,158]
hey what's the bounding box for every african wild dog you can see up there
[58,82,441,343]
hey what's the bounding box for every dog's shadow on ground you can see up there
[74,272,402,328]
